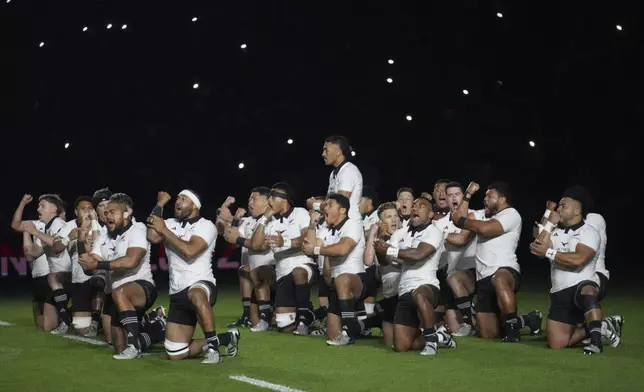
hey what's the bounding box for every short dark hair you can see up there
[377,202,398,217]
[74,196,93,210]
[445,182,465,193]
[92,187,112,208]
[324,135,352,158]
[38,194,64,214]
[362,186,380,208]
[109,193,134,209]
[488,181,513,205]
[562,185,594,216]
[328,193,350,212]
[271,182,295,203]
[434,179,451,187]
[397,187,414,198]
[251,187,271,197]
[418,196,433,206]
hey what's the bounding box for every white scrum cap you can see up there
[179,189,202,209]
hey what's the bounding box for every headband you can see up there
[270,190,290,200]
[179,190,202,210]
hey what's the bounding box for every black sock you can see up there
[588,320,602,346]
[118,310,141,349]
[242,297,251,318]
[422,327,438,343]
[137,319,165,351]
[52,289,72,325]
[313,304,328,321]
[338,298,359,338]
[454,296,473,325]
[502,312,520,338]
[294,283,313,326]
[360,313,382,330]
[356,300,366,319]
[258,300,273,322]
[434,310,445,325]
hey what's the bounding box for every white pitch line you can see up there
[229,375,306,392]
[61,335,108,346]
[0,321,14,326]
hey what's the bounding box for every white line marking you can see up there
[61,335,108,346]
[0,321,14,326]
[229,375,306,392]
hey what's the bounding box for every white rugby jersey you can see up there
[317,218,365,278]
[401,218,410,228]
[58,220,92,284]
[164,217,217,294]
[380,234,401,299]
[389,222,444,295]
[433,211,478,275]
[239,216,274,270]
[43,217,72,273]
[585,213,608,279]
[475,207,522,280]
[91,222,153,290]
[265,207,311,280]
[316,220,331,272]
[549,221,600,293]
[327,161,363,221]
[29,220,49,278]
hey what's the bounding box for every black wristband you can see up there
[97,261,111,271]
[232,219,240,228]
[235,237,246,247]
[77,241,87,255]
[456,217,468,228]
[151,205,163,217]
[464,193,472,202]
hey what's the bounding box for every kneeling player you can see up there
[147,190,240,363]
[79,193,164,359]
[304,194,365,345]
[375,197,456,356]
[530,187,620,354]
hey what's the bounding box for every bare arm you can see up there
[446,212,477,246]
[161,228,209,261]
[250,220,268,251]
[319,237,357,257]
[397,242,437,264]
[23,231,44,261]
[551,244,596,269]
[11,199,29,231]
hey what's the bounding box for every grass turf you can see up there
[0,286,642,392]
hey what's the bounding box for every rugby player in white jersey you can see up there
[79,193,163,359]
[321,135,363,221]
[20,194,73,334]
[54,196,108,336]
[147,190,240,364]
[223,187,276,332]
[11,194,60,331]
[374,197,456,356]
[452,182,525,342]
[303,194,365,345]
[250,182,316,333]
[396,187,414,228]
[529,186,620,354]
[358,186,379,322]
[363,202,401,346]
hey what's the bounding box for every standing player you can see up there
[321,135,363,221]
[452,182,526,342]
[374,197,456,355]
[303,194,365,345]
[529,187,616,354]
[11,194,59,331]
[223,187,276,332]
[79,193,163,359]
[20,194,73,334]
[250,183,315,333]
[147,190,240,364]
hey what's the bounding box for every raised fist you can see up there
[157,191,172,206]
[466,182,480,195]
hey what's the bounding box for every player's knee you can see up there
[290,267,308,283]
[275,312,296,331]
[89,276,106,291]
[579,284,598,296]
[491,273,512,291]
[579,293,600,314]
[72,316,92,331]
[165,339,190,360]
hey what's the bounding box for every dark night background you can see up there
[0,1,641,293]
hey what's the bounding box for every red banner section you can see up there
[0,244,239,277]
